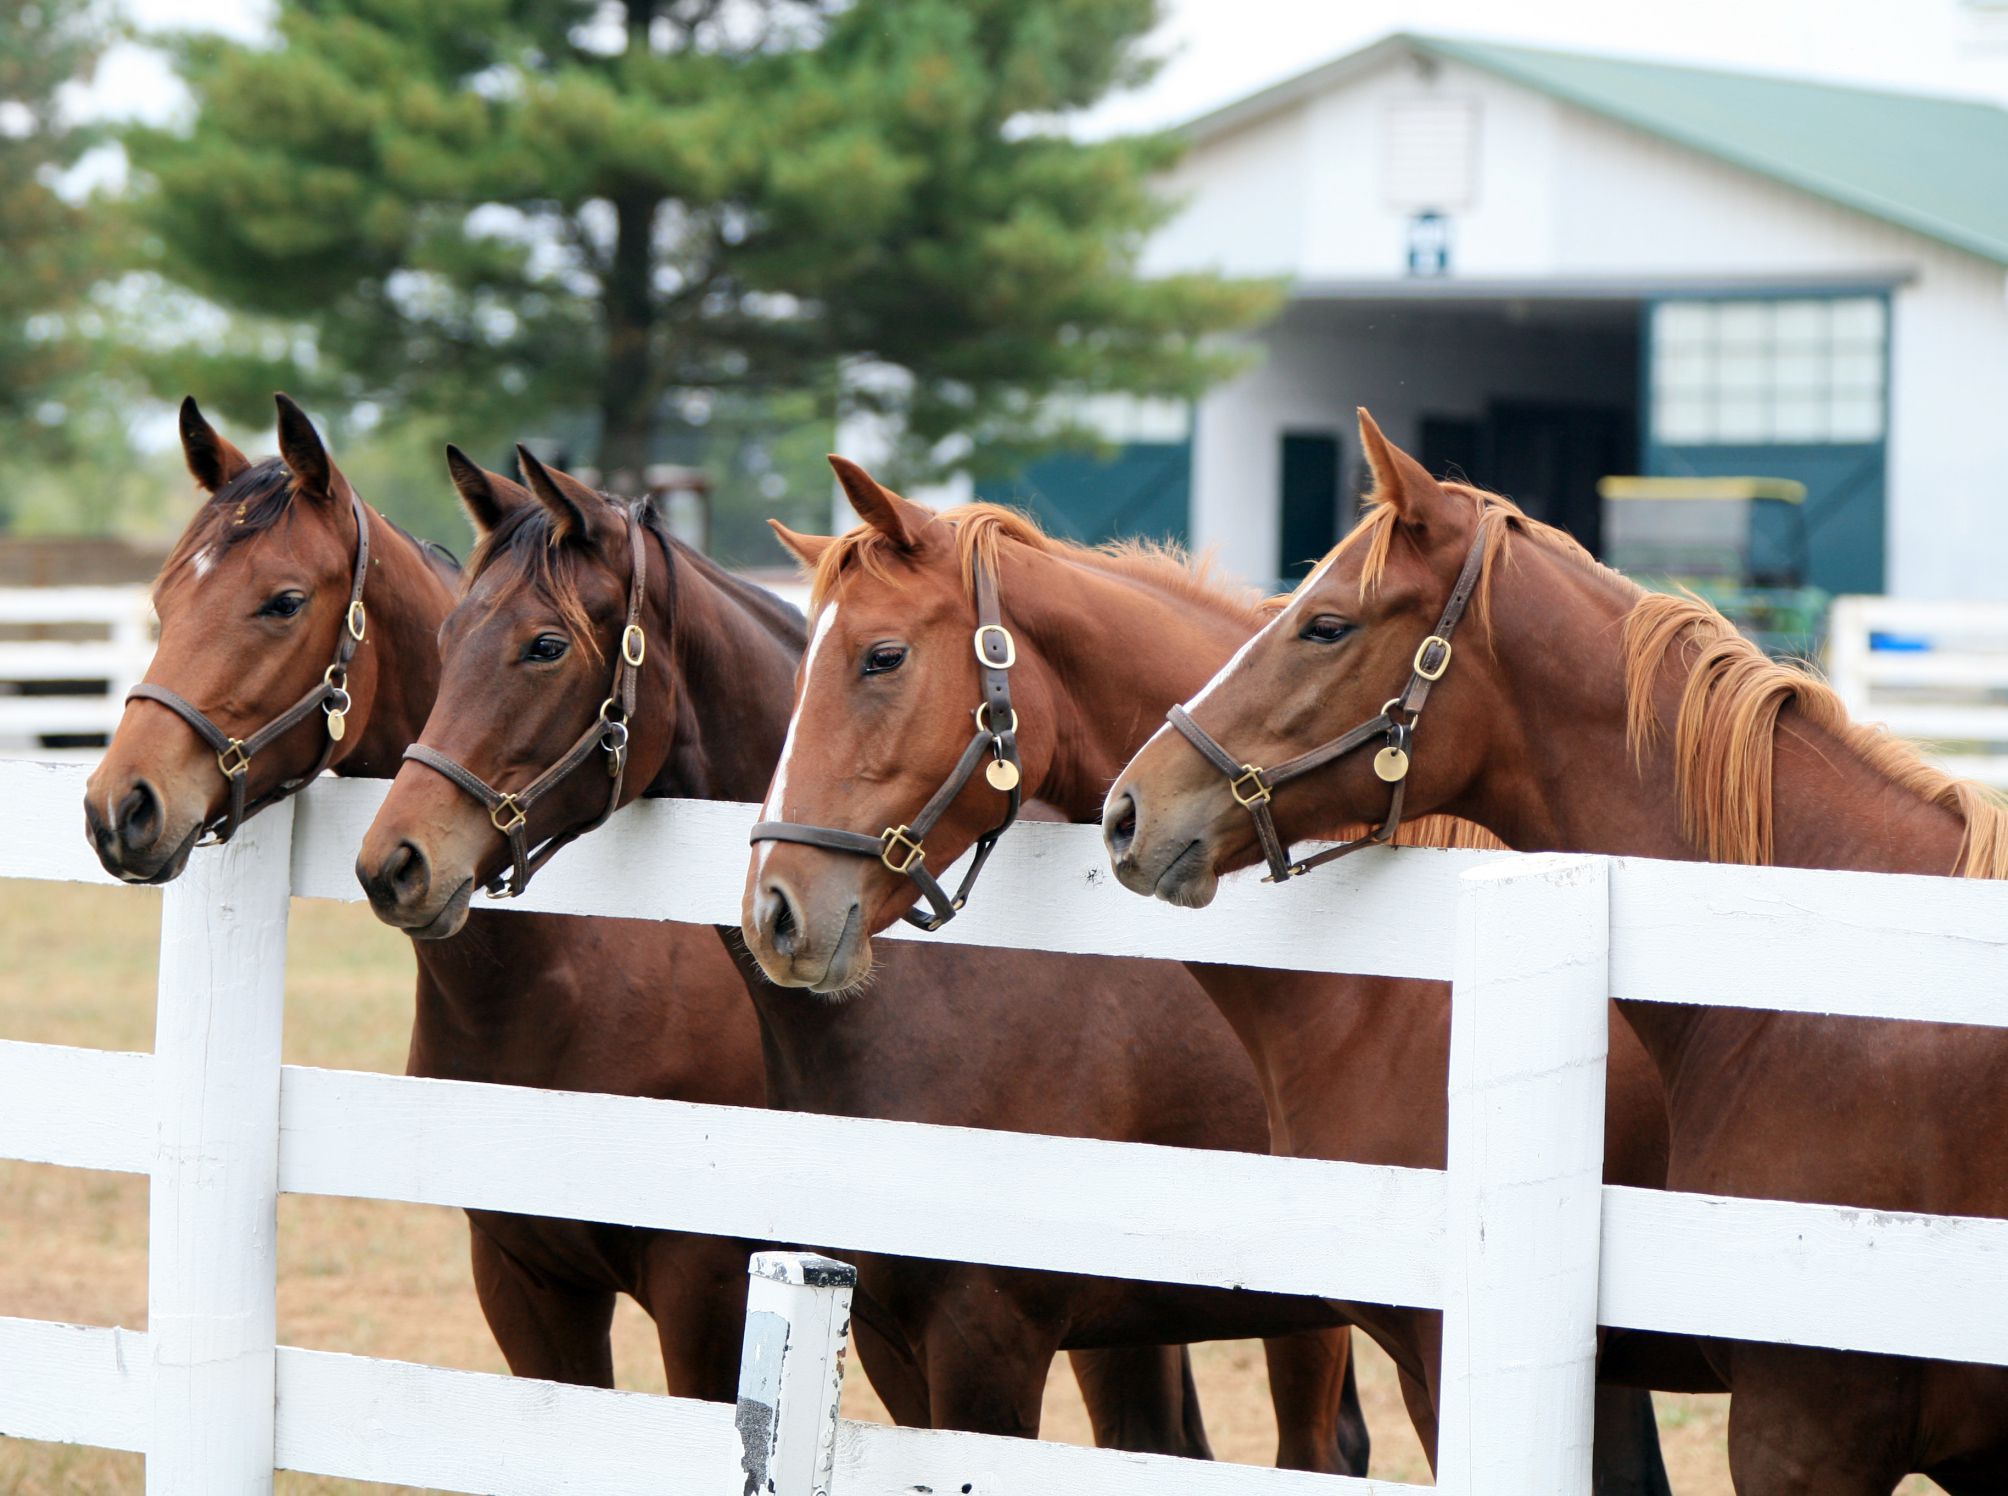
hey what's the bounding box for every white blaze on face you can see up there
[755,601,840,875]
[190,546,217,581]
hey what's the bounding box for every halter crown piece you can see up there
[400,508,658,899]
[1165,514,1493,883]
[749,550,1024,932]
[127,487,373,845]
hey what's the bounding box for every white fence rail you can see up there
[7,759,2008,1494]
[0,586,152,761]
[1828,594,2008,785]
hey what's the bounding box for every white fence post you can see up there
[1436,854,1610,1496]
[737,1251,857,1496]
[148,808,295,1495]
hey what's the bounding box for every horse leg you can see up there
[632,1230,751,1402]
[917,1289,1062,1439]
[1724,1347,1913,1496]
[1591,1386,1673,1496]
[1068,1345,1212,1458]
[468,1220,616,1386]
[1265,1327,1372,1475]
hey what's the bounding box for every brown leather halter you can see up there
[1165,515,1492,883]
[749,552,1023,932]
[400,508,657,899]
[126,487,373,846]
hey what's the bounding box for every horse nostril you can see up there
[1105,792,1139,857]
[385,840,430,905]
[764,884,802,958]
[115,782,163,853]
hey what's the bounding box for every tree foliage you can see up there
[131,0,1273,489]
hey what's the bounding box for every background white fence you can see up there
[1828,594,2008,786]
[0,586,152,761]
[5,758,2007,1494]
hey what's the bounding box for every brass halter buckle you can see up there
[346,600,367,643]
[1230,764,1272,808]
[1413,635,1452,681]
[973,624,1016,670]
[879,825,926,874]
[490,795,527,836]
[621,624,646,667]
[216,740,251,779]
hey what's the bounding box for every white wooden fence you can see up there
[0,586,152,761]
[5,758,2007,1495]
[1828,594,2008,786]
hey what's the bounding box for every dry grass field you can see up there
[0,879,1939,1493]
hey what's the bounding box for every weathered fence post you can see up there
[737,1251,857,1496]
[1436,854,1610,1496]
[148,807,295,1494]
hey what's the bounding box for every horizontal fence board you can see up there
[0,587,147,626]
[1861,653,2008,689]
[1609,857,2008,1027]
[288,777,1495,981]
[0,1042,153,1173]
[0,698,121,734]
[274,1347,740,1495]
[837,1418,1423,1496]
[0,1318,149,1452]
[277,1065,1446,1309]
[1829,596,2008,637]
[1864,703,2008,741]
[0,641,140,681]
[0,762,125,888]
[1600,1185,2008,1366]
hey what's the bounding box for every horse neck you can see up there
[640,536,803,804]
[337,512,454,779]
[1471,535,1971,1068]
[998,542,1255,820]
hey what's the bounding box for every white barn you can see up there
[990,33,2008,600]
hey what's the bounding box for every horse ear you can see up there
[768,519,835,570]
[274,393,352,505]
[1356,408,1448,530]
[828,455,934,550]
[444,444,530,537]
[514,445,599,544]
[180,397,252,494]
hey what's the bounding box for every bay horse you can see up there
[735,456,1681,1495]
[85,396,767,1397]
[350,447,1373,1469]
[1107,408,2008,1495]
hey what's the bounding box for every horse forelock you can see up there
[463,498,615,662]
[156,459,300,601]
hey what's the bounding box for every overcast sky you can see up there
[82,0,2008,134]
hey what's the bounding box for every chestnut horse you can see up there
[736,457,1681,1495]
[85,396,768,1398]
[352,448,1372,1469]
[1108,409,2008,1495]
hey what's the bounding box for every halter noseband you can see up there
[400,509,657,899]
[749,553,1023,932]
[126,487,373,846]
[1165,515,1492,883]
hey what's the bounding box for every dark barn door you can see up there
[1279,432,1341,581]
[1482,402,1633,556]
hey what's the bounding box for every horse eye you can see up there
[522,633,570,663]
[260,591,307,619]
[1300,615,1353,644]
[862,644,907,676]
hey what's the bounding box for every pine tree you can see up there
[129,0,1271,488]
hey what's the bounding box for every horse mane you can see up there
[810,500,1503,854]
[1335,477,2008,876]
[1621,591,2008,877]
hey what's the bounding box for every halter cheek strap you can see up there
[126,487,373,846]
[399,511,657,900]
[748,555,1023,932]
[1166,515,1492,882]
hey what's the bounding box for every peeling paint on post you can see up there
[736,1252,856,1496]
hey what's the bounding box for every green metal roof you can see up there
[1190,34,2008,268]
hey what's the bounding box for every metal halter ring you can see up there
[621,624,646,668]
[600,718,630,755]
[1413,635,1452,681]
[324,686,352,717]
[879,824,926,874]
[346,600,367,643]
[973,624,1016,670]
[217,740,251,780]
[1230,764,1272,808]
[973,702,1019,737]
[597,697,626,725]
[490,795,527,836]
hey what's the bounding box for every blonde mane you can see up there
[1328,480,2008,877]
[809,500,1503,853]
